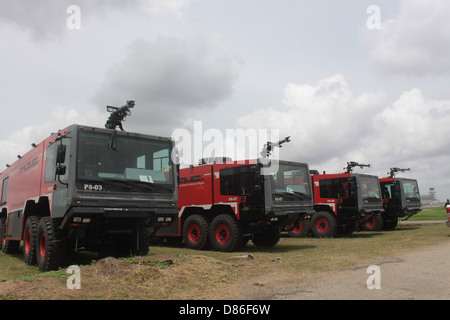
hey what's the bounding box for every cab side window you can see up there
[45,140,70,183]
[45,143,57,183]
[1,177,8,205]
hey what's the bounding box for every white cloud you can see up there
[145,0,199,17]
[235,75,450,199]
[0,106,102,170]
[236,74,386,165]
[93,36,239,134]
[372,88,450,158]
[364,0,450,76]
[0,0,198,40]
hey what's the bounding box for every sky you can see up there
[0,0,449,200]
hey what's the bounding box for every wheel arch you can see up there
[23,197,50,221]
[21,197,50,240]
[180,206,208,225]
[314,204,335,215]
[180,204,237,225]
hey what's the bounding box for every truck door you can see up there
[42,137,72,218]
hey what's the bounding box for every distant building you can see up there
[421,187,443,207]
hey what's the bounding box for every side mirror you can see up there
[56,144,66,164]
[55,165,66,176]
[55,143,67,180]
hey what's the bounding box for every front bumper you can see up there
[60,206,179,229]
[266,207,316,226]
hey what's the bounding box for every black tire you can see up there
[0,217,6,251]
[36,217,68,271]
[360,214,383,231]
[383,216,398,230]
[132,224,150,256]
[210,214,243,252]
[2,239,20,254]
[288,219,310,238]
[310,211,338,238]
[23,216,39,265]
[252,226,281,247]
[1,215,20,253]
[164,236,183,246]
[182,214,210,250]
[337,220,357,236]
[98,225,150,258]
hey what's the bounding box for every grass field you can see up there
[406,206,447,221]
[1,216,449,300]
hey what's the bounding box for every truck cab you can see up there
[158,158,315,251]
[379,177,422,229]
[310,171,384,237]
[0,124,178,271]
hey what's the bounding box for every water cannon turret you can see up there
[105,100,135,131]
[344,161,371,173]
[388,167,410,178]
[260,136,291,158]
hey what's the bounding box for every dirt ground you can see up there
[1,222,449,301]
[230,240,450,300]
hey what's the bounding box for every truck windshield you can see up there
[271,163,311,202]
[403,180,420,199]
[76,130,174,193]
[360,176,381,200]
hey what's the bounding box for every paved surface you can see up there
[275,237,450,300]
[398,220,444,225]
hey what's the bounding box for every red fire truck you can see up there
[307,162,384,237]
[375,168,422,230]
[0,104,178,271]
[158,139,315,251]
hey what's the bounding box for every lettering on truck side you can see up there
[20,157,39,174]
[179,175,204,184]
[84,184,103,191]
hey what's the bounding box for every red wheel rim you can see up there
[292,222,303,234]
[316,218,329,233]
[215,224,230,244]
[25,229,31,254]
[39,234,46,258]
[188,224,200,242]
[366,217,376,228]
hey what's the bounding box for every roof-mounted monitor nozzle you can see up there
[260,136,291,158]
[105,100,135,151]
[344,161,370,173]
[388,167,410,178]
[105,100,135,131]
